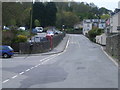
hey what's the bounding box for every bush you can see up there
[66,28,83,34]
[88,28,104,42]
[13,35,27,43]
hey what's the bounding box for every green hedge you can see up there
[88,28,104,42]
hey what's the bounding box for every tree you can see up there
[32,2,45,27]
[34,19,40,27]
[56,11,79,28]
[100,14,110,19]
[45,2,57,26]
[2,2,31,27]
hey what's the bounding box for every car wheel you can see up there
[3,53,9,58]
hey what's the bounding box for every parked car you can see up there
[46,30,54,37]
[3,26,10,30]
[35,27,43,33]
[17,27,26,30]
[0,45,14,58]
[32,28,37,34]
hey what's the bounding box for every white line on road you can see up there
[2,37,70,84]
[101,46,118,67]
[39,55,54,62]
[12,75,18,79]
[19,72,25,75]
[2,79,9,83]
[25,69,30,72]
[30,67,34,69]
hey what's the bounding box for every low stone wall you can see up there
[12,33,66,54]
[106,34,120,60]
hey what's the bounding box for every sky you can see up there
[74,0,120,11]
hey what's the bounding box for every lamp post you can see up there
[30,0,33,42]
[62,25,65,31]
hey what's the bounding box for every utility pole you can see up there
[30,0,33,40]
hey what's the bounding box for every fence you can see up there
[11,33,66,54]
[106,34,120,60]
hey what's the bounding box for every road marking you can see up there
[2,79,9,83]
[19,72,24,75]
[2,37,70,84]
[30,67,34,69]
[25,69,30,72]
[35,65,39,68]
[39,55,54,62]
[101,46,118,67]
[12,75,18,79]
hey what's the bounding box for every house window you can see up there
[87,24,89,27]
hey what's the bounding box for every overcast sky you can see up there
[74,0,120,11]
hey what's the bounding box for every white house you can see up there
[83,19,106,35]
[83,19,92,35]
[109,9,120,33]
[96,33,107,45]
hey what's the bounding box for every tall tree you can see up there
[32,2,45,27]
[45,2,57,26]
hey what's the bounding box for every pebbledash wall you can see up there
[12,33,65,54]
[106,34,120,61]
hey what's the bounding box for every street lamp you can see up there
[62,25,65,31]
[30,0,33,42]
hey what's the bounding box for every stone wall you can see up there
[12,33,66,54]
[106,34,120,60]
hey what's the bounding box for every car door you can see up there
[0,46,2,56]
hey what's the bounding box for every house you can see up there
[83,19,106,35]
[83,19,92,35]
[109,9,120,33]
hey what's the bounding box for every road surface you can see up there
[2,34,118,88]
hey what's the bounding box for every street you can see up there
[2,34,118,88]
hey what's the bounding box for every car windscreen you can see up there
[2,46,13,50]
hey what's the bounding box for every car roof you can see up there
[0,45,10,47]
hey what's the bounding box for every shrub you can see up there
[13,35,27,43]
[88,28,104,42]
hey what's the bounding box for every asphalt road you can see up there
[2,34,118,88]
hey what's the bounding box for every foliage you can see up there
[32,2,57,27]
[55,2,112,21]
[56,11,79,28]
[34,19,40,27]
[2,2,31,27]
[100,14,110,19]
[13,35,27,43]
[88,28,104,42]
[66,28,83,34]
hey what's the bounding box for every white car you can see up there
[18,27,26,30]
[35,27,43,33]
[46,30,54,37]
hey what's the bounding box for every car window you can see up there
[2,46,13,50]
[8,46,13,50]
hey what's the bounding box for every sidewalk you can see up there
[42,35,69,55]
[14,35,69,57]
